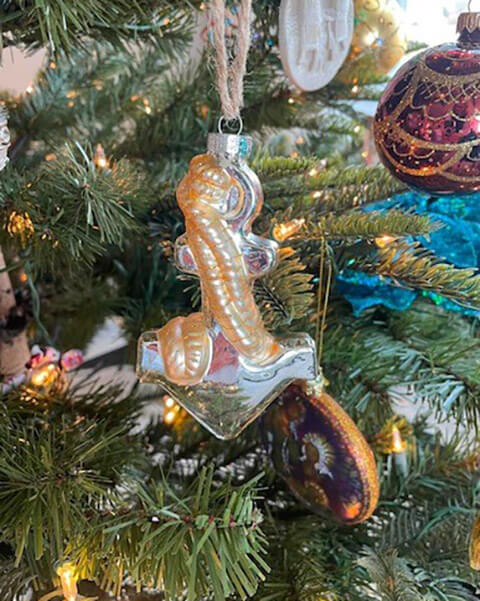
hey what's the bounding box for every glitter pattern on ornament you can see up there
[374,11,480,196]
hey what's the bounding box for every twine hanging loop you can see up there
[210,0,252,125]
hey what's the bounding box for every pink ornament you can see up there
[60,349,84,372]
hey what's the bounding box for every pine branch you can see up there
[254,255,314,331]
[3,41,190,162]
[359,240,480,310]
[305,169,406,214]
[322,301,480,426]
[262,165,405,211]
[0,555,34,601]
[0,407,140,563]
[1,0,197,54]
[388,302,480,421]
[0,144,147,275]
[252,156,317,180]
[357,550,424,601]
[252,519,338,601]
[300,210,438,242]
[71,466,268,601]
[321,304,420,425]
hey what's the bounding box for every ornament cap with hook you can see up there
[458,4,480,39]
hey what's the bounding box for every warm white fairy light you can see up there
[391,426,407,454]
[391,426,408,477]
[273,218,305,242]
[93,144,108,169]
[375,234,397,249]
[57,562,78,601]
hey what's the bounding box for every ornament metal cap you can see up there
[457,12,480,43]
[207,133,252,163]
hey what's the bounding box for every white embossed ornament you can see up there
[279,0,354,91]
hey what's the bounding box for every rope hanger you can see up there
[210,0,253,129]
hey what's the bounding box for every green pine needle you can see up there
[71,465,268,601]
[301,210,438,241]
[361,240,480,309]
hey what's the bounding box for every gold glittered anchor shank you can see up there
[155,153,282,386]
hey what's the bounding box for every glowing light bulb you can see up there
[391,426,407,454]
[279,246,295,259]
[30,364,57,387]
[164,396,175,408]
[164,410,177,424]
[57,562,78,601]
[375,234,396,249]
[93,144,108,169]
[273,218,305,242]
[6,211,34,240]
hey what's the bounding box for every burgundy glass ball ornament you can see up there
[374,12,480,196]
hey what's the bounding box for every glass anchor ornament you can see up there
[279,0,354,91]
[137,133,317,440]
[374,11,480,196]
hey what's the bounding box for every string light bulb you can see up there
[6,210,34,243]
[93,144,108,169]
[391,426,408,477]
[391,426,407,454]
[279,246,295,259]
[162,395,189,427]
[375,234,396,249]
[273,218,305,242]
[57,562,79,601]
[163,395,181,425]
[143,98,152,114]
